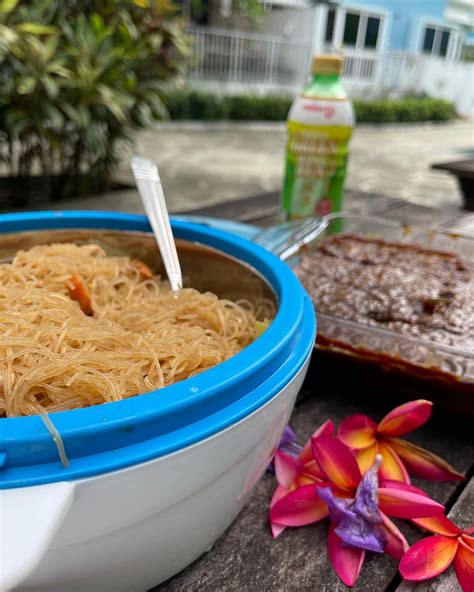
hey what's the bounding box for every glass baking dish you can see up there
[256,212,474,391]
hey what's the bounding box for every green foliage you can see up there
[164,91,293,120]
[353,98,457,123]
[163,91,457,124]
[0,0,189,184]
[226,95,291,120]
[462,44,474,62]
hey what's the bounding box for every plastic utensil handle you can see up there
[131,156,183,293]
[253,217,328,261]
[0,482,74,590]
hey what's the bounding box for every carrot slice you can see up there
[67,274,93,315]
[131,259,153,280]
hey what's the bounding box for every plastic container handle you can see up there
[252,217,328,261]
[0,481,74,590]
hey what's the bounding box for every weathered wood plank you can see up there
[179,189,401,224]
[154,383,473,592]
[374,201,459,227]
[396,478,474,592]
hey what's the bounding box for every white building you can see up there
[187,0,474,117]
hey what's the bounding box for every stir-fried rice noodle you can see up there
[0,243,267,417]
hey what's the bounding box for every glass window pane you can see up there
[422,27,435,53]
[325,8,336,43]
[364,16,380,49]
[343,12,360,46]
[439,30,450,56]
[343,12,360,45]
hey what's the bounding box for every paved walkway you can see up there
[51,121,473,214]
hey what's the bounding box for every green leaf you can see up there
[0,0,18,15]
[60,102,91,128]
[17,75,36,95]
[41,103,64,129]
[17,23,57,35]
[4,108,29,136]
[42,75,59,98]
[47,63,72,79]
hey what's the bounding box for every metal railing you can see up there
[186,26,471,117]
[188,27,311,86]
[323,46,380,82]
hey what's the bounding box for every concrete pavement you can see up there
[48,120,473,214]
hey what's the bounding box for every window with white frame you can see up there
[325,7,383,51]
[421,24,452,57]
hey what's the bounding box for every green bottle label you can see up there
[282,121,353,220]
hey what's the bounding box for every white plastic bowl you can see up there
[0,212,316,591]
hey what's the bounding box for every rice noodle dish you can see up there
[0,243,268,417]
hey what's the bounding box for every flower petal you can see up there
[317,470,387,554]
[338,414,378,450]
[380,480,430,497]
[400,535,458,581]
[312,435,361,491]
[328,521,366,588]
[412,514,463,537]
[270,484,329,527]
[378,487,444,519]
[274,450,304,489]
[300,419,335,464]
[355,442,378,475]
[297,459,326,483]
[389,437,464,482]
[378,441,410,483]
[378,400,432,437]
[270,484,289,538]
[461,533,474,548]
[454,537,474,592]
[380,513,409,559]
[276,425,303,460]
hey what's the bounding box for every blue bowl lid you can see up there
[0,211,316,488]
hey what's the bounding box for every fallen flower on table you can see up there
[267,425,303,473]
[269,429,445,587]
[400,514,474,592]
[267,400,466,588]
[337,399,464,483]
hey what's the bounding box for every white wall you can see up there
[335,53,473,119]
[414,59,474,119]
[260,7,315,43]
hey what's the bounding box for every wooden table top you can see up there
[157,190,474,592]
[432,159,474,179]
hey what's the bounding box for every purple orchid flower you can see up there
[316,455,387,553]
[267,425,303,473]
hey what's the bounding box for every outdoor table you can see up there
[155,190,474,592]
[432,160,474,211]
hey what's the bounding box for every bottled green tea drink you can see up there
[282,55,354,220]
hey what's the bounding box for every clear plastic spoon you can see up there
[131,156,183,294]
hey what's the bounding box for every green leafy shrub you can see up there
[353,98,456,123]
[162,91,456,124]
[226,95,292,120]
[0,0,189,190]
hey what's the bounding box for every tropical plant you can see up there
[0,0,189,193]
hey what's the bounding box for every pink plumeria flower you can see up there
[338,400,464,483]
[267,425,303,474]
[400,514,474,592]
[269,420,333,538]
[270,430,445,587]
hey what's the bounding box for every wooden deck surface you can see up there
[157,190,474,591]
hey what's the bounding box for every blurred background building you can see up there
[184,0,474,117]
